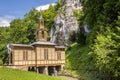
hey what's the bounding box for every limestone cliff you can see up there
[50,0,82,46]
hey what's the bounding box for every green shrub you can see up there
[65,43,97,80]
[0,59,3,65]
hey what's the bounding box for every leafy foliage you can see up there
[0,27,10,64]
[65,0,120,79]
[78,0,120,79]
[65,43,97,80]
[69,31,76,43]
[43,5,57,32]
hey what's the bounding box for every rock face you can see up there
[50,0,82,46]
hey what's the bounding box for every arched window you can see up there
[42,31,44,38]
[39,31,42,38]
[23,50,28,60]
[40,21,44,27]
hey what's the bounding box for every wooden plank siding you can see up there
[35,45,65,66]
[9,45,65,66]
[10,46,35,66]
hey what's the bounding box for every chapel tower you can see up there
[36,15,47,42]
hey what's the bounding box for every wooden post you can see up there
[36,67,39,73]
[43,66,48,75]
[61,65,64,71]
[9,52,11,65]
[35,46,37,67]
[53,66,57,76]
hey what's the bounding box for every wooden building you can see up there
[8,16,65,75]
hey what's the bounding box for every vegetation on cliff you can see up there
[65,43,97,80]
[66,0,120,79]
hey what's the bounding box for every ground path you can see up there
[59,76,78,80]
[0,66,3,68]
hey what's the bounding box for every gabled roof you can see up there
[31,41,56,46]
[55,46,65,49]
[10,42,65,48]
[10,44,32,47]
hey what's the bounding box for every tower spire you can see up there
[39,8,44,29]
[39,8,43,19]
[36,8,47,42]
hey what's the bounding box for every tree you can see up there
[0,27,10,64]
[43,5,57,33]
[81,0,120,79]
[10,19,29,44]
[24,9,40,43]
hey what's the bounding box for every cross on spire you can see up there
[39,8,43,19]
[38,8,44,29]
[36,8,47,42]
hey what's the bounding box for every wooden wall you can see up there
[55,48,65,64]
[10,46,35,66]
[35,45,65,66]
[9,45,65,66]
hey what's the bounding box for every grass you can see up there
[0,67,65,80]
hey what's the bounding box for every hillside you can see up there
[0,67,64,80]
[65,43,97,80]
[64,0,120,79]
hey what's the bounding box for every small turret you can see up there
[36,15,47,42]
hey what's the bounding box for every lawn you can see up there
[0,67,65,80]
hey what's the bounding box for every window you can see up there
[57,52,61,60]
[39,31,42,39]
[23,50,26,60]
[40,20,44,27]
[26,51,28,60]
[42,31,44,38]
[23,50,28,60]
[44,49,48,60]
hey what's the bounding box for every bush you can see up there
[0,59,3,65]
[69,31,76,43]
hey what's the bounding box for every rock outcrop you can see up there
[50,0,82,46]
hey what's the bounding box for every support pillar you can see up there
[43,66,48,75]
[61,65,64,71]
[36,67,39,73]
[53,66,57,76]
